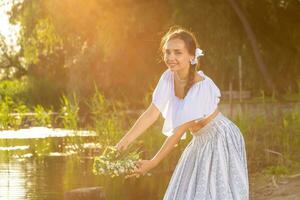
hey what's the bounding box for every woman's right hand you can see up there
[115,138,130,152]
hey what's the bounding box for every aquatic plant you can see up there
[58,94,79,130]
[87,87,126,145]
[33,105,53,127]
[0,96,29,130]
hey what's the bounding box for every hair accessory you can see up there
[190,48,204,65]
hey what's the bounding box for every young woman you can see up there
[115,26,249,200]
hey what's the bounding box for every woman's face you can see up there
[163,38,193,71]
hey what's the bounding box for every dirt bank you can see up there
[250,173,300,200]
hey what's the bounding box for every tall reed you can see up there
[58,94,79,130]
[86,87,126,146]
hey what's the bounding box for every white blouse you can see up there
[152,69,221,140]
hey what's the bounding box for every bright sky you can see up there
[0,0,21,52]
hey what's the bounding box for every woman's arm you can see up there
[126,120,196,178]
[116,103,161,151]
[150,120,196,167]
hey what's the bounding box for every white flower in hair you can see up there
[191,48,204,65]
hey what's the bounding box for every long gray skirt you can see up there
[163,113,249,200]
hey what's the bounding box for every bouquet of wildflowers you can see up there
[93,145,149,178]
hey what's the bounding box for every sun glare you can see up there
[0,0,20,51]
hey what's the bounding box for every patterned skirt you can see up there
[163,112,249,200]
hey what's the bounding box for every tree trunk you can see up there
[227,0,276,94]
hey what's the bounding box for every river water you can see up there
[0,155,171,200]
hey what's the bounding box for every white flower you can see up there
[93,145,142,177]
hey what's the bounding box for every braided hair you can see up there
[160,26,200,97]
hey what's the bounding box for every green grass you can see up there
[234,106,300,174]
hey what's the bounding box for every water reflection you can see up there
[0,155,171,200]
[0,157,67,200]
[0,158,27,200]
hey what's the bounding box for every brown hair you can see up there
[160,26,200,98]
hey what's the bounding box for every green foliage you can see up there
[58,94,79,130]
[0,96,29,130]
[0,76,64,108]
[233,106,300,171]
[2,0,299,102]
[87,87,126,146]
[0,79,29,102]
[0,92,81,130]
[6,0,170,102]
[26,76,63,107]
[33,105,52,127]
[21,17,63,65]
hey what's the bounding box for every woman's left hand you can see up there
[125,160,155,179]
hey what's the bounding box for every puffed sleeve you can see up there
[151,69,172,118]
[161,71,221,140]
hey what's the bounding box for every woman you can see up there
[115,26,249,200]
